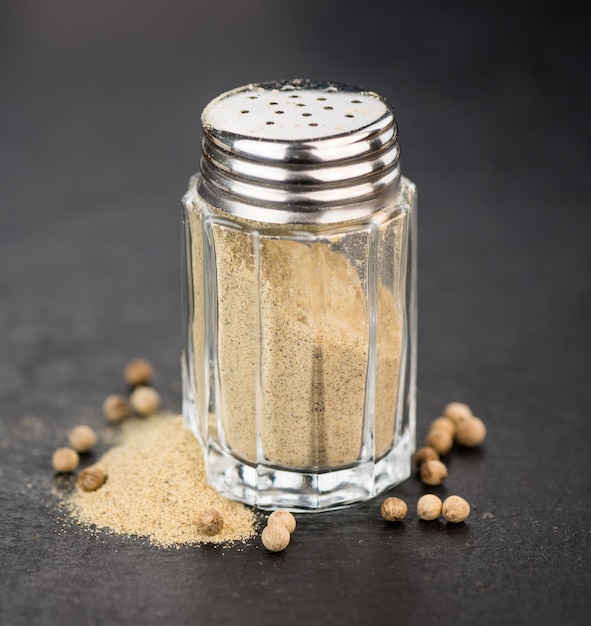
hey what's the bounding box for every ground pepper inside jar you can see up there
[188,214,406,469]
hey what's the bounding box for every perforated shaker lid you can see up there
[198,79,401,224]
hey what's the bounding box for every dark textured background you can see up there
[1,1,590,625]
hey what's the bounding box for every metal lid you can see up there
[199,79,401,224]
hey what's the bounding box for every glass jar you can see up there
[182,79,417,511]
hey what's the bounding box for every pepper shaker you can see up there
[182,79,417,511]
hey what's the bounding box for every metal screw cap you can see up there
[199,79,401,224]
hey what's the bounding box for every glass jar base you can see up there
[203,434,412,512]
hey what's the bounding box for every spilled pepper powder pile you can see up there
[66,415,257,547]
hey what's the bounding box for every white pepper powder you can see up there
[67,415,257,546]
[188,201,405,469]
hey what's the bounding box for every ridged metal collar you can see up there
[198,79,401,224]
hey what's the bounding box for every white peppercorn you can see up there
[197,508,224,536]
[455,416,487,447]
[417,494,443,521]
[414,446,440,468]
[381,497,408,522]
[430,416,456,436]
[78,466,107,492]
[52,447,80,473]
[420,459,448,486]
[102,394,131,424]
[425,428,454,456]
[261,523,290,552]
[268,510,296,534]
[443,402,473,424]
[68,425,97,453]
[124,358,154,387]
[442,495,470,523]
[130,386,161,416]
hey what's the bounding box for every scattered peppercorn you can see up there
[130,386,161,416]
[103,394,131,424]
[414,446,440,468]
[420,459,448,486]
[443,402,473,423]
[268,510,296,534]
[68,425,98,453]
[417,494,443,521]
[442,495,470,523]
[78,466,107,492]
[455,416,487,447]
[197,508,224,536]
[52,447,80,473]
[124,358,154,387]
[261,523,290,552]
[425,428,454,455]
[430,416,456,436]
[381,497,408,522]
